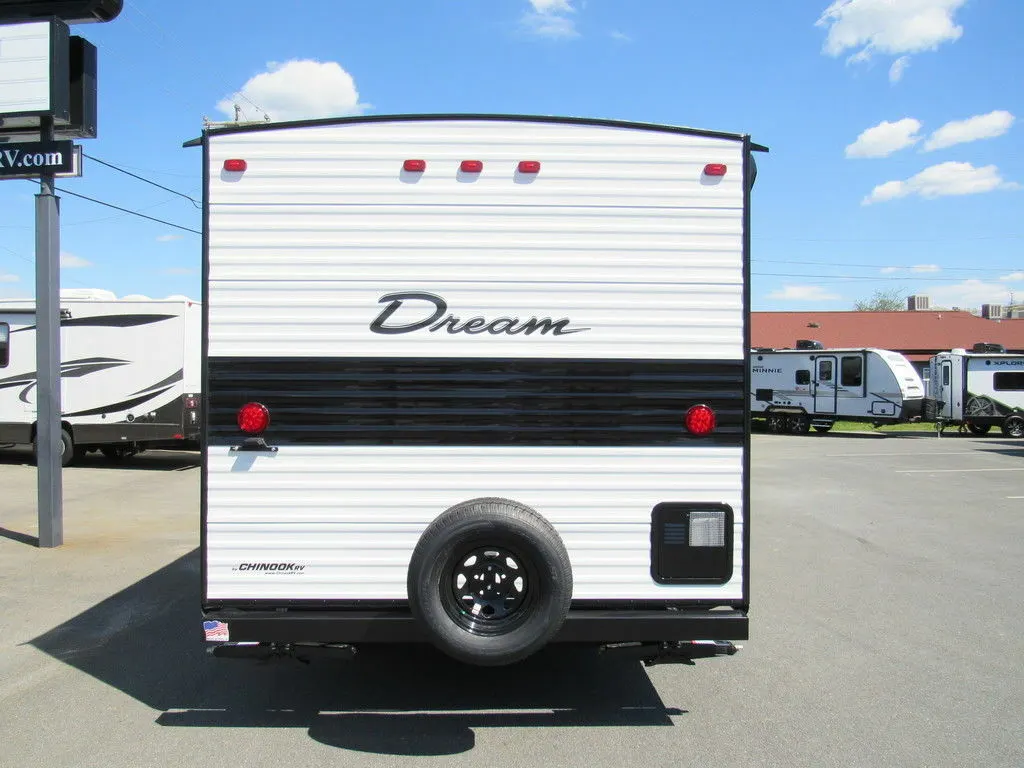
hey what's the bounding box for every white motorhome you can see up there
[191,114,765,667]
[750,342,924,433]
[0,290,201,464]
[926,345,1024,437]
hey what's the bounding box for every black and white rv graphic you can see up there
[0,296,202,464]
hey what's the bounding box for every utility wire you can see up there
[21,181,200,234]
[83,153,201,207]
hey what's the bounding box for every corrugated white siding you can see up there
[207,119,745,361]
[206,446,744,601]
[204,118,748,603]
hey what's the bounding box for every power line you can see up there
[753,271,1021,283]
[83,153,200,207]
[21,181,200,234]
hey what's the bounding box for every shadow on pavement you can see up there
[0,527,39,546]
[0,449,199,471]
[29,549,683,756]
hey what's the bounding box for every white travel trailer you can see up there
[190,114,765,667]
[926,345,1024,437]
[750,342,925,433]
[0,291,201,464]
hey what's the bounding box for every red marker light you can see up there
[223,158,247,172]
[703,163,727,177]
[237,402,270,435]
[518,160,541,174]
[403,159,426,172]
[685,404,716,435]
[460,160,483,173]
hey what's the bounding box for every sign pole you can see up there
[35,114,63,548]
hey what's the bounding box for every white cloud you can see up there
[768,285,842,302]
[880,266,901,274]
[889,55,910,83]
[157,234,183,243]
[218,60,367,122]
[817,0,967,61]
[522,0,578,38]
[862,162,1020,204]
[924,279,1015,309]
[1,272,19,283]
[845,118,922,158]
[923,110,1016,151]
[529,0,572,11]
[1000,272,1024,282]
[60,251,92,268]
[610,30,632,43]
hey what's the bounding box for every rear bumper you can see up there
[205,607,749,644]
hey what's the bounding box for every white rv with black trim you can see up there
[750,345,924,434]
[926,346,1024,437]
[0,294,201,464]
[190,114,765,666]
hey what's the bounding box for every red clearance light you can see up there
[403,159,426,172]
[703,163,727,177]
[460,160,483,173]
[173,433,184,440]
[518,160,541,174]
[237,402,270,435]
[685,404,717,436]
[223,158,247,172]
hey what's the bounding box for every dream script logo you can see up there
[369,292,589,337]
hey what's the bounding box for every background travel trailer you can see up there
[0,290,201,464]
[195,114,763,667]
[926,345,1024,437]
[750,343,924,433]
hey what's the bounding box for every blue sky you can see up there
[1,0,1021,312]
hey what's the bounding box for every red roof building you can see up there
[752,310,1024,364]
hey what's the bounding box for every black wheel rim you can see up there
[442,544,535,635]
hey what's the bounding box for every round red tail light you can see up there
[685,404,716,435]
[237,402,270,435]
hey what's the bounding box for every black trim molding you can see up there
[207,356,745,447]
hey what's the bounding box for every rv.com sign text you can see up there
[0,141,75,178]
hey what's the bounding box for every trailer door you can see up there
[937,359,955,419]
[814,355,838,413]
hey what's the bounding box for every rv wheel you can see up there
[966,422,991,436]
[1001,416,1024,439]
[33,428,75,468]
[788,413,810,434]
[407,498,573,667]
[766,413,787,433]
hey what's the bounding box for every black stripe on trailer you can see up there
[207,356,745,448]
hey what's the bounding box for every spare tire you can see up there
[407,497,573,667]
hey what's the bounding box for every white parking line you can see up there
[826,451,979,458]
[898,468,1024,474]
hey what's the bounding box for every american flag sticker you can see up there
[203,620,229,642]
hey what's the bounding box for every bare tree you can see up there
[853,288,904,312]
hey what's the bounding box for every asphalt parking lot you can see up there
[1,433,1022,768]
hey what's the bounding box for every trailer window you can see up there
[942,367,950,386]
[0,323,8,368]
[994,372,1024,391]
[795,369,810,385]
[818,360,833,382]
[841,357,862,387]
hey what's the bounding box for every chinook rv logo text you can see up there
[235,563,306,573]
[370,292,589,336]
